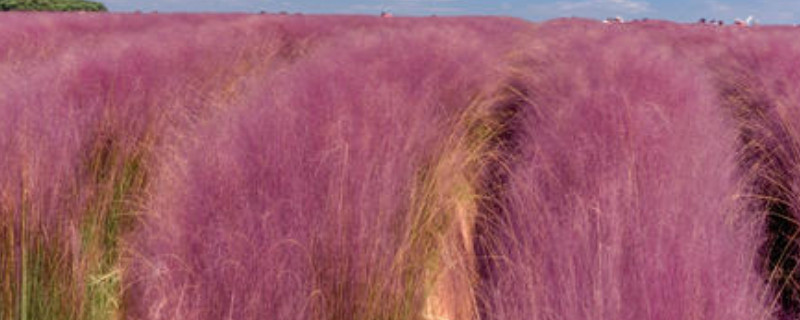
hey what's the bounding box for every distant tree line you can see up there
[0,0,107,11]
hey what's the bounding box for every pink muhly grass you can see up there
[474,23,773,320]
[0,13,319,319]
[2,13,797,320]
[709,30,800,319]
[126,18,527,320]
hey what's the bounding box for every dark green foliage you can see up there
[0,0,107,12]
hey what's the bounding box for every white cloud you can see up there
[700,0,800,24]
[705,0,732,13]
[349,4,384,12]
[528,0,651,19]
[421,6,464,12]
[349,0,463,15]
[394,0,460,2]
[607,0,649,12]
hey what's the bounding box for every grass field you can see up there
[2,12,800,320]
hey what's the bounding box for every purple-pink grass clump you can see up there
[474,20,773,320]
[1,13,797,320]
[126,17,528,319]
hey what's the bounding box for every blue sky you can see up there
[101,0,800,24]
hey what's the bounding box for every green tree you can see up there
[0,0,107,12]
